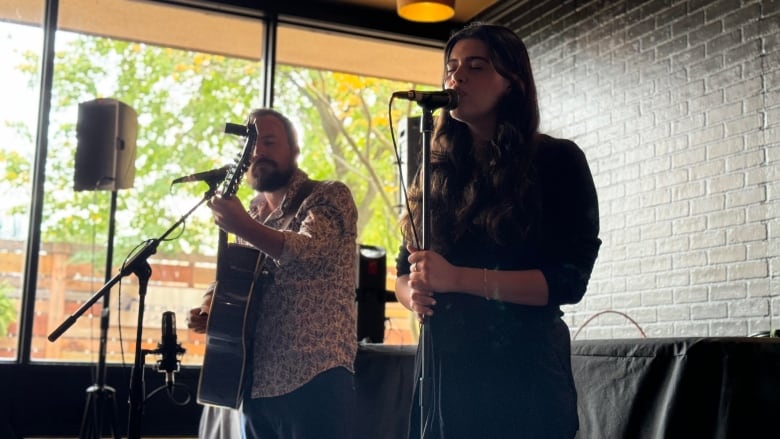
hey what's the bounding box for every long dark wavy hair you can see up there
[401,23,542,254]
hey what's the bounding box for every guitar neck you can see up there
[216,229,229,272]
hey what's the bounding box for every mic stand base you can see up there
[79,384,120,439]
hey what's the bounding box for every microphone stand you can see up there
[48,182,220,438]
[417,106,434,439]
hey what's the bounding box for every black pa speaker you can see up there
[74,98,138,191]
[356,244,387,343]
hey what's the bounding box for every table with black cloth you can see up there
[355,338,780,438]
[354,338,780,438]
[571,336,780,438]
[201,337,780,439]
[2,338,778,438]
[354,343,417,438]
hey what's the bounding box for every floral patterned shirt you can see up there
[244,169,358,398]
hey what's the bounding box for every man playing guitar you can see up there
[188,108,358,439]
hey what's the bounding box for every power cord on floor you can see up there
[572,309,647,340]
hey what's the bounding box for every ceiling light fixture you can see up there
[397,0,455,23]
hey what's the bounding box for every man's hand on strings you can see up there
[207,194,253,236]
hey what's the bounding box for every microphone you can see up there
[171,165,233,185]
[156,311,185,388]
[392,89,458,110]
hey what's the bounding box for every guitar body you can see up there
[197,122,260,409]
[197,243,265,408]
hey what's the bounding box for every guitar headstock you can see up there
[221,122,258,200]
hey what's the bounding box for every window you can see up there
[0,0,44,361]
[0,0,440,365]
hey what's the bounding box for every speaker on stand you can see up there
[74,98,137,439]
[75,98,137,191]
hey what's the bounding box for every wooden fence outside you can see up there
[0,240,416,364]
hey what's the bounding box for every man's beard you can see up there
[248,160,294,192]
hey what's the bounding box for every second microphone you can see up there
[171,165,234,185]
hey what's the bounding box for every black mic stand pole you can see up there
[418,106,434,439]
[48,182,220,438]
[126,258,152,439]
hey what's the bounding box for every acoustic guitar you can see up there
[197,122,264,409]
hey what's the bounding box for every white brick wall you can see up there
[492,0,780,339]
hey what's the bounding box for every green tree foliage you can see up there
[11,31,426,266]
[0,283,15,337]
[274,68,421,254]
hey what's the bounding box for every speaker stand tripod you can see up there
[79,189,121,439]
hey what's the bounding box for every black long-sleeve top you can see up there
[396,135,601,351]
